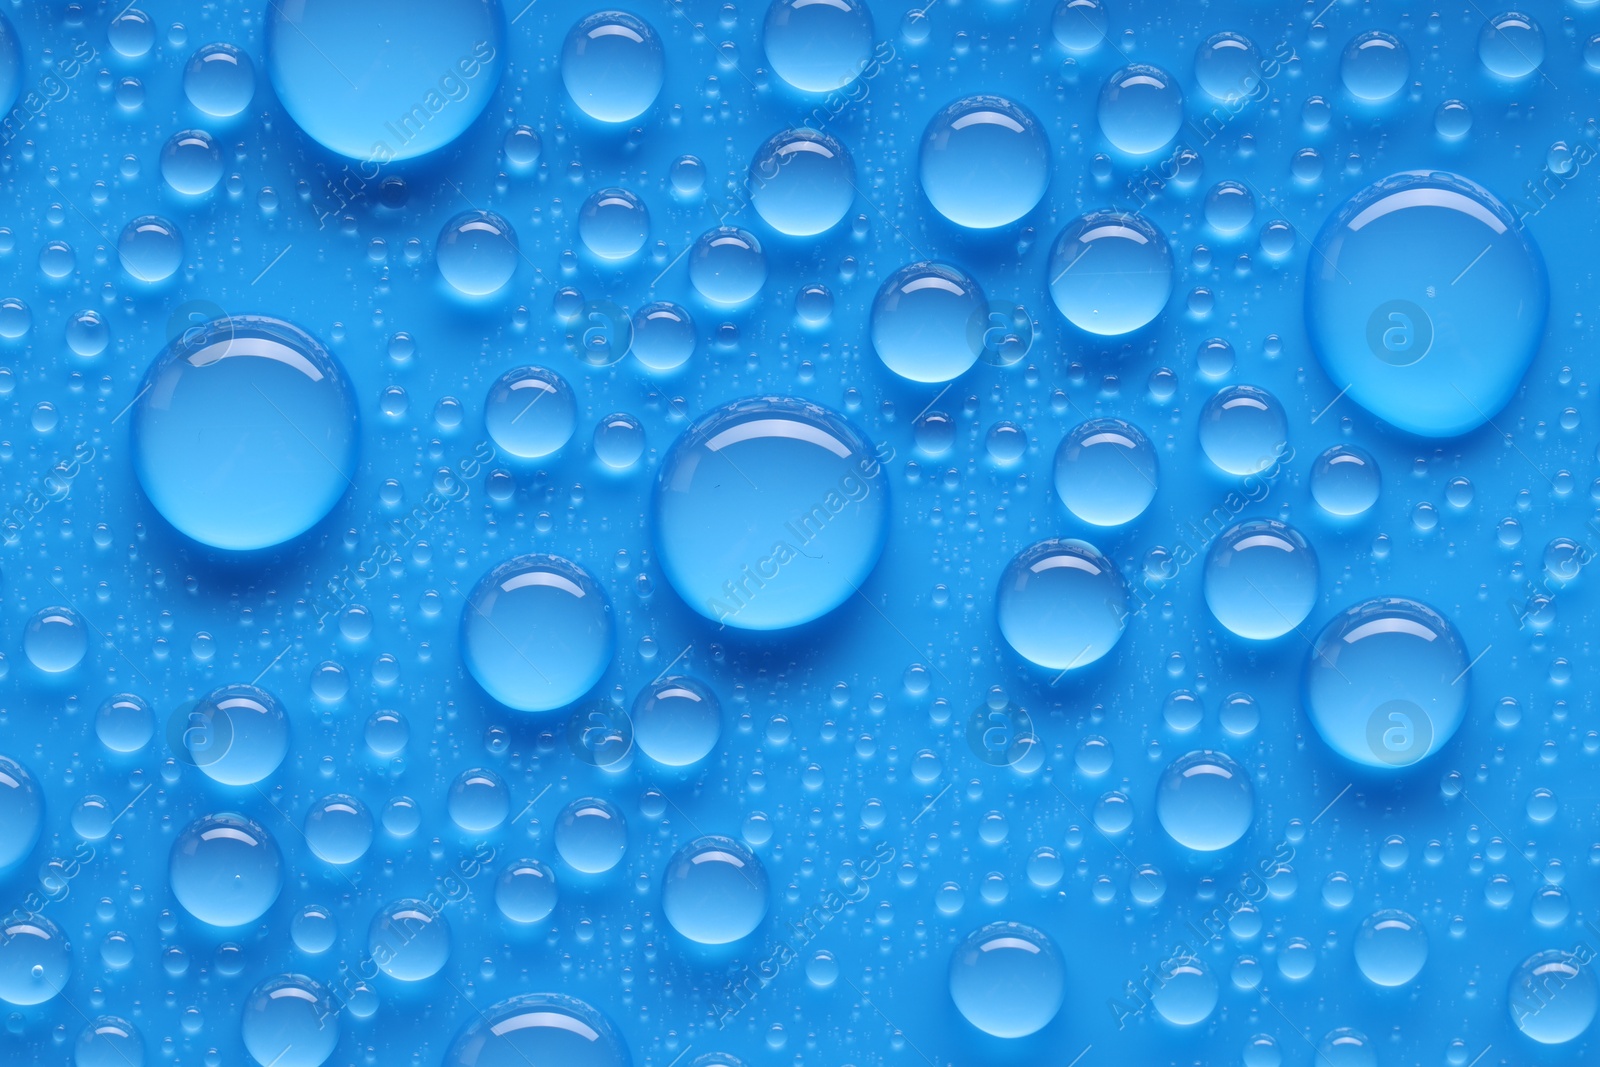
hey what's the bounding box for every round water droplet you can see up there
[1479,12,1543,79]
[920,95,1049,229]
[96,694,155,754]
[443,993,630,1067]
[437,210,518,297]
[461,554,614,712]
[1435,99,1472,139]
[1353,909,1427,986]
[66,309,109,358]
[1306,171,1546,437]
[631,302,695,373]
[663,836,768,944]
[1054,417,1158,527]
[0,756,42,871]
[1152,959,1219,1025]
[1199,385,1287,475]
[594,413,645,470]
[75,1016,145,1067]
[578,188,649,260]
[161,130,223,196]
[132,315,359,551]
[369,899,449,981]
[1049,211,1173,335]
[268,2,502,158]
[1509,949,1597,1044]
[1204,520,1319,640]
[170,812,283,927]
[449,768,509,833]
[496,859,558,924]
[241,974,338,1067]
[562,11,663,123]
[763,0,873,93]
[1195,31,1261,102]
[291,906,337,954]
[555,797,627,875]
[24,605,87,673]
[948,922,1064,1038]
[184,43,255,118]
[1304,597,1469,769]
[118,216,183,283]
[689,227,767,306]
[1317,1028,1377,1067]
[1157,750,1254,851]
[1098,64,1184,154]
[304,794,372,865]
[1311,445,1380,517]
[0,914,69,1006]
[750,129,855,237]
[1052,0,1106,52]
[1205,180,1255,234]
[997,538,1127,671]
[634,675,720,767]
[871,261,985,383]
[191,684,288,786]
[653,397,889,630]
[484,366,576,460]
[1340,31,1409,102]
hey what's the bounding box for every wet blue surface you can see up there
[0,2,1598,1066]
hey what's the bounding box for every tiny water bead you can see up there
[652,397,889,630]
[947,922,1064,1038]
[268,1,502,158]
[633,675,721,767]
[169,812,283,927]
[1304,597,1470,769]
[996,538,1128,672]
[24,604,87,673]
[1098,64,1184,155]
[0,914,70,1006]
[442,993,631,1067]
[460,554,614,712]
[437,210,519,297]
[920,96,1049,229]
[304,794,373,865]
[562,10,664,123]
[0,756,42,870]
[183,42,255,119]
[118,216,183,283]
[1340,31,1409,102]
[763,0,874,93]
[190,684,289,786]
[749,128,855,237]
[662,836,768,945]
[1156,750,1254,851]
[161,130,223,196]
[688,227,767,306]
[131,315,360,551]
[1508,949,1596,1044]
[1353,909,1428,987]
[871,261,985,383]
[1311,445,1381,517]
[1048,211,1173,336]
[496,859,558,924]
[75,1017,146,1067]
[484,366,577,460]
[1053,417,1158,527]
[593,412,646,469]
[241,976,338,1067]
[1479,12,1544,79]
[631,302,695,373]
[1305,171,1547,437]
[370,899,451,981]
[555,797,628,875]
[1194,31,1261,103]
[1203,520,1320,641]
[578,188,650,260]
[449,768,510,833]
[1198,385,1288,476]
